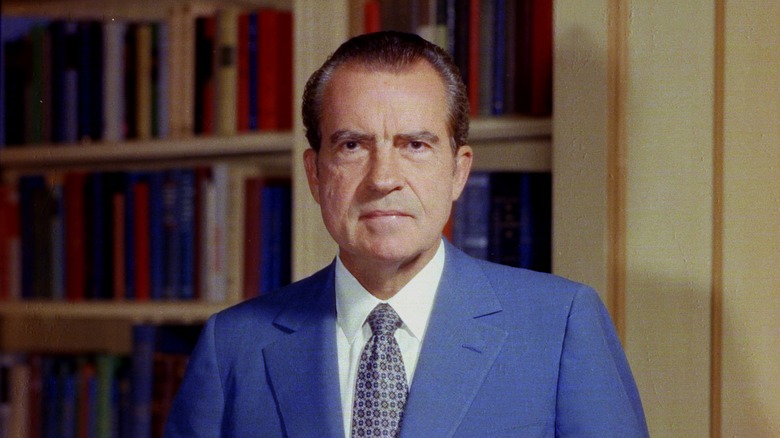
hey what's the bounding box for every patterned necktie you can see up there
[351,303,409,437]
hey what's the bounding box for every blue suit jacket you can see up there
[166,242,648,437]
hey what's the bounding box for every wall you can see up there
[721,1,780,435]
[555,1,779,436]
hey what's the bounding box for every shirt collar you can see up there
[335,240,446,345]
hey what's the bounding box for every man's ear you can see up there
[303,148,321,204]
[451,145,473,201]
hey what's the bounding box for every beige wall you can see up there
[721,2,780,435]
[555,1,779,436]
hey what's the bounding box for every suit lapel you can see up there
[400,243,509,437]
[262,264,345,438]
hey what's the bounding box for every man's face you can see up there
[304,61,472,273]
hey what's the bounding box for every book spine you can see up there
[132,176,152,301]
[131,325,156,438]
[257,9,280,131]
[215,8,239,136]
[145,172,164,300]
[103,20,126,142]
[177,169,196,300]
[135,23,153,140]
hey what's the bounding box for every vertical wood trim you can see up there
[711,0,725,436]
[607,0,628,341]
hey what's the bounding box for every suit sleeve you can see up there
[165,315,225,437]
[555,286,649,437]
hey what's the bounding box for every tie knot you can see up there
[367,303,403,337]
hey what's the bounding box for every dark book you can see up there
[194,16,215,135]
[77,21,103,142]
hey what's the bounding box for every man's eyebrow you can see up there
[329,129,375,145]
[395,130,440,144]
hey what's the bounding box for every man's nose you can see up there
[365,147,403,193]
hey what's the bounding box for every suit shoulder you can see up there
[209,264,333,337]
[467,257,601,316]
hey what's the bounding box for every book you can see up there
[176,168,196,300]
[135,23,154,140]
[453,171,491,260]
[131,325,156,438]
[194,16,215,135]
[215,8,239,136]
[364,1,381,33]
[0,182,21,300]
[236,12,251,132]
[452,171,551,272]
[256,9,280,131]
[102,19,126,142]
[243,176,263,299]
[528,0,552,116]
[148,171,166,300]
[77,21,103,142]
[63,172,87,301]
[131,175,152,301]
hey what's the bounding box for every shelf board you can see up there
[2,0,292,20]
[0,132,293,168]
[0,300,237,323]
[0,117,550,170]
[470,116,551,142]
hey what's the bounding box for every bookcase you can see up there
[0,0,553,434]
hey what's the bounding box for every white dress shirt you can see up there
[335,240,445,438]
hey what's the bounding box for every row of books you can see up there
[364,0,553,118]
[0,324,200,438]
[0,6,293,147]
[451,171,552,273]
[0,163,292,302]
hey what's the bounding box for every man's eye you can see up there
[409,141,425,150]
[343,141,360,150]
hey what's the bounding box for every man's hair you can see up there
[302,31,469,152]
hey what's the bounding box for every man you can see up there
[166,31,648,437]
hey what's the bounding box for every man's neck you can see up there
[339,242,441,300]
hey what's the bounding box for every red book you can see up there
[277,11,294,130]
[64,172,88,301]
[0,183,19,300]
[113,192,126,300]
[77,361,97,438]
[529,0,553,116]
[468,0,481,116]
[243,176,263,299]
[133,180,151,301]
[257,9,280,130]
[364,1,381,33]
[237,12,251,131]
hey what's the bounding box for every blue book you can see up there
[489,172,523,267]
[60,366,77,438]
[492,0,507,115]
[131,325,156,438]
[77,22,103,141]
[453,171,491,260]
[148,171,166,299]
[163,169,180,299]
[176,169,196,299]
[518,172,552,272]
[42,357,60,438]
[87,173,106,299]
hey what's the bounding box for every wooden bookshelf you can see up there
[0,300,233,323]
[0,0,553,342]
